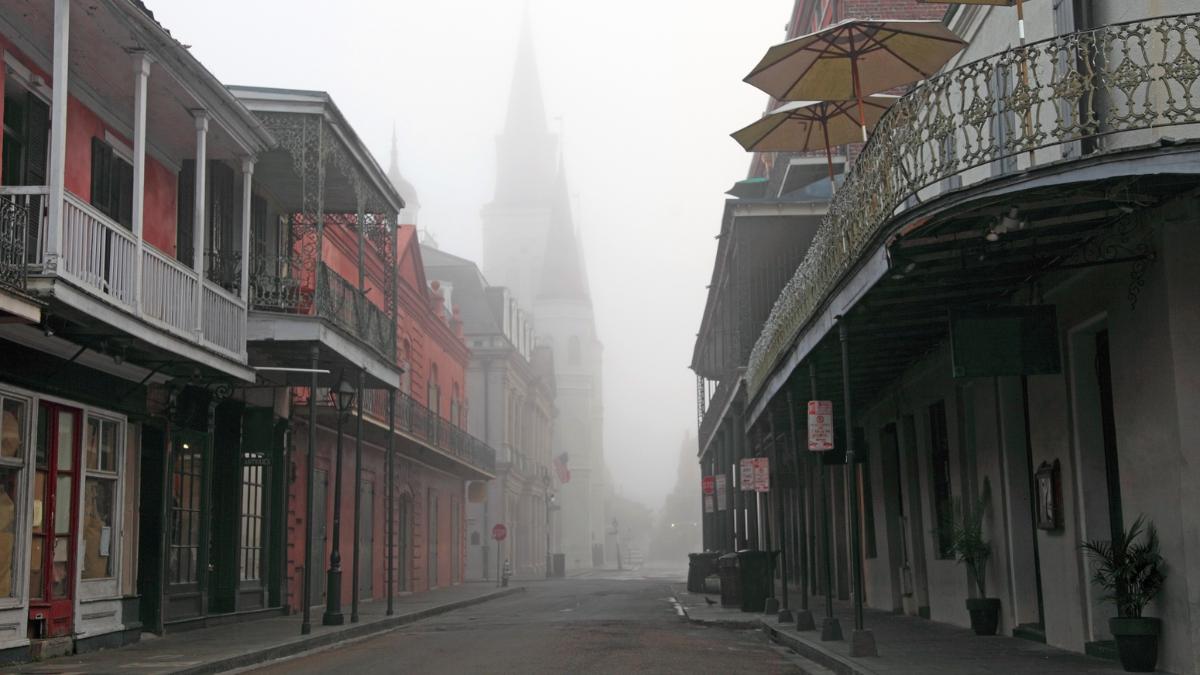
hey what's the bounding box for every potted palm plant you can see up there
[1081,515,1166,673]
[948,479,1000,636]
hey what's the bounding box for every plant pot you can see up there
[1109,617,1161,673]
[965,597,1001,636]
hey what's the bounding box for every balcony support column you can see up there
[239,158,255,305]
[130,51,153,311]
[44,0,70,272]
[192,113,209,334]
[351,370,364,623]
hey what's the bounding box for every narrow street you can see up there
[249,572,802,674]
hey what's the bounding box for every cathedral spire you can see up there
[538,161,590,302]
[386,122,420,224]
[505,7,548,136]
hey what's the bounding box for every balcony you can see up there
[0,186,246,361]
[747,12,1200,398]
[330,388,496,479]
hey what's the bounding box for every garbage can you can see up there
[552,553,566,578]
[687,552,720,593]
[718,553,741,608]
[737,549,773,613]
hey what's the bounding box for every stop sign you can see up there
[492,523,507,541]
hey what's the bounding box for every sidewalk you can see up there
[673,586,1131,675]
[13,583,523,675]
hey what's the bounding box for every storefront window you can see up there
[0,395,26,598]
[82,416,120,579]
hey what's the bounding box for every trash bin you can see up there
[737,549,773,613]
[553,553,566,578]
[687,552,719,593]
[718,553,741,608]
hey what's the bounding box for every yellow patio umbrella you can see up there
[731,96,900,186]
[744,19,965,143]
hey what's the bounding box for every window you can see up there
[169,436,204,585]
[450,384,459,427]
[0,395,28,598]
[400,339,412,395]
[427,364,439,416]
[90,138,133,229]
[567,335,581,366]
[2,83,49,188]
[239,458,266,582]
[929,401,955,559]
[83,416,120,579]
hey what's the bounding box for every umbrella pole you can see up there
[1016,0,1036,166]
[821,122,837,194]
[850,54,868,144]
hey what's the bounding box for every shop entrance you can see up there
[29,402,81,639]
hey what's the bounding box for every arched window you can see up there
[450,383,459,425]
[427,363,439,416]
[567,335,581,366]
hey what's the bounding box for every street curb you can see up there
[761,622,879,675]
[174,586,525,675]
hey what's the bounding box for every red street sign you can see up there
[752,457,770,492]
[492,523,507,541]
[807,400,834,451]
[702,476,715,495]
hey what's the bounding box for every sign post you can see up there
[492,524,507,587]
[715,474,728,511]
[739,458,755,491]
[807,400,834,451]
[752,457,770,492]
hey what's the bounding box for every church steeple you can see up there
[538,161,590,303]
[387,123,421,225]
[492,10,557,206]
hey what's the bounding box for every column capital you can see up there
[128,49,156,75]
[241,156,256,175]
[193,111,210,131]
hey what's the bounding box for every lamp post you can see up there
[322,377,356,626]
[542,473,553,579]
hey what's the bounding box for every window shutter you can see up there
[90,137,113,215]
[115,158,133,230]
[177,160,195,267]
[24,94,49,186]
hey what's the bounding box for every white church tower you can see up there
[481,13,608,569]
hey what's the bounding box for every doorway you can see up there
[397,492,412,592]
[428,489,439,589]
[28,402,81,639]
[899,415,931,617]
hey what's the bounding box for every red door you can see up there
[29,403,81,638]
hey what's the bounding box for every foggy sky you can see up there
[149,0,791,512]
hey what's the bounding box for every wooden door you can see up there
[358,481,373,600]
[309,469,328,607]
[29,403,81,638]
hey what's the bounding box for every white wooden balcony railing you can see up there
[0,185,247,362]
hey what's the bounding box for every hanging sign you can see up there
[702,475,715,496]
[715,474,728,511]
[807,400,834,451]
[704,495,714,513]
[752,457,770,492]
[739,458,756,491]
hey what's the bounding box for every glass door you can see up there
[29,403,81,639]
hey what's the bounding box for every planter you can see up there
[965,597,1001,636]
[1109,617,1161,673]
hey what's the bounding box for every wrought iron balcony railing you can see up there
[249,256,396,361]
[316,388,497,475]
[0,193,29,292]
[747,13,1200,396]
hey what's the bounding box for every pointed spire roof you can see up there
[387,123,420,223]
[504,8,548,136]
[538,161,590,302]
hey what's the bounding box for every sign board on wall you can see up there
[702,475,715,496]
[752,457,770,492]
[716,474,728,511]
[807,400,834,451]
[739,458,755,491]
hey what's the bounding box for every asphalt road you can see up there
[247,570,804,674]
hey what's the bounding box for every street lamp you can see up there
[322,377,356,626]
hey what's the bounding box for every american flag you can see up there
[554,453,571,484]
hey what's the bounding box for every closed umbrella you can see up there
[744,19,965,143]
[731,96,899,186]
